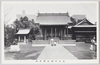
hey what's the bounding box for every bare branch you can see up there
[4,7,12,25]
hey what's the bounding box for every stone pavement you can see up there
[37,44,78,60]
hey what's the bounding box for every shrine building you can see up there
[15,12,96,43]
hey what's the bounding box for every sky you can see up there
[2,1,99,25]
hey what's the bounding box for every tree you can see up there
[70,17,76,25]
[4,7,16,47]
[23,16,28,21]
[4,15,41,47]
[13,16,30,29]
[4,24,15,47]
[30,24,40,40]
[13,16,40,40]
[4,7,12,26]
[14,19,21,31]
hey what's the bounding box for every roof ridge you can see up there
[75,18,86,26]
[38,13,69,16]
[19,28,29,30]
[75,18,94,26]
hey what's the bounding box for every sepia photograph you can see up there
[1,1,99,64]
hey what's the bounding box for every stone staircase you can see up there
[32,40,76,44]
[32,40,50,44]
[58,40,76,44]
[48,37,60,41]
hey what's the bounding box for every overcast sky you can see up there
[2,1,98,25]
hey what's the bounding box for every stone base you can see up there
[9,45,20,52]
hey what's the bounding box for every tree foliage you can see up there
[70,17,76,25]
[4,24,15,47]
[13,16,40,40]
[5,16,40,47]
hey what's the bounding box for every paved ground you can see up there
[37,45,77,60]
[5,42,96,60]
[64,42,96,59]
[5,44,45,60]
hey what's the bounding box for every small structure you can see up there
[50,39,58,46]
[90,36,97,51]
[15,29,31,44]
[9,45,20,52]
[9,39,20,52]
[72,18,96,42]
[50,39,55,45]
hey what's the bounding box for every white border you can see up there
[1,1,99,64]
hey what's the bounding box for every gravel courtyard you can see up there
[64,42,96,59]
[5,42,96,60]
[5,44,45,60]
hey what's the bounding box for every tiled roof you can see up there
[75,18,93,26]
[16,29,30,35]
[72,15,86,20]
[73,25,96,27]
[36,13,72,25]
[73,18,96,28]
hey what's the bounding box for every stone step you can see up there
[32,40,76,44]
[58,40,76,44]
[32,40,50,44]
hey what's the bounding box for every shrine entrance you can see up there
[47,28,61,40]
[40,25,69,40]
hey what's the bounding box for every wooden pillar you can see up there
[41,28,43,37]
[19,36,20,41]
[64,28,66,37]
[45,29,47,40]
[24,36,26,43]
[55,27,56,37]
[67,26,68,39]
[51,27,53,37]
[61,29,62,40]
